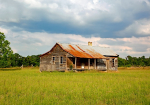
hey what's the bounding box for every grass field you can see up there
[0,67,150,105]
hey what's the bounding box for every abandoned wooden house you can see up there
[39,42,119,71]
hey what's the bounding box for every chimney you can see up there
[88,42,92,46]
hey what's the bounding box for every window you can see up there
[60,57,63,64]
[112,59,115,67]
[52,57,55,64]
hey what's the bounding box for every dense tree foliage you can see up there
[0,32,13,56]
[0,52,40,68]
[0,32,13,67]
[21,55,40,67]
[0,32,40,68]
[118,55,150,67]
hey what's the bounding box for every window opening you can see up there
[112,59,115,67]
[60,57,63,64]
[52,57,55,64]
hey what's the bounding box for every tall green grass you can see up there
[0,67,150,105]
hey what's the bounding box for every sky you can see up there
[0,0,150,58]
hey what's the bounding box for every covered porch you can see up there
[67,57,107,71]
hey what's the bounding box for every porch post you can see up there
[106,59,107,70]
[94,59,96,69]
[106,58,109,70]
[58,56,60,71]
[75,57,77,69]
[66,55,67,70]
[88,58,90,70]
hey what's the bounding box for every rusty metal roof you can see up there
[40,43,118,58]
[58,43,118,58]
[76,44,118,57]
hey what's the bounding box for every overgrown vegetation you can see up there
[118,56,150,67]
[0,67,150,105]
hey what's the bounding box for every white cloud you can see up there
[117,19,150,36]
[93,0,99,4]
[0,27,8,34]
[23,0,44,8]
[142,0,150,5]
[2,0,148,25]
[11,48,18,53]
[137,22,150,35]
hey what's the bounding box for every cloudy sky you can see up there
[0,0,150,58]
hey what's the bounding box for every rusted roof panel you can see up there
[77,45,118,56]
[58,43,106,59]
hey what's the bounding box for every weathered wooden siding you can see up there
[96,59,107,70]
[67,57,75,69]
[40,54,52,71]
[106,57,118,70]
[40,44,72,71]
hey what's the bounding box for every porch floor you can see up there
[68,68,107,71]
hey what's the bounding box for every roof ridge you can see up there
[59,43,110,48]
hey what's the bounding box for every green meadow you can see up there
[0,67,150,105]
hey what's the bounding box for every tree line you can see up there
[0,53,40,68]
[118,56,150,67]
[1,31,150,68]
[0,32,40,68]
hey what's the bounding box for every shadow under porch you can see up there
[67,57,107,71]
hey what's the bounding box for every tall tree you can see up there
[0,32,13,67]
[0,32,13,56]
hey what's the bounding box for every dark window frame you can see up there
[60,56,63,64]
[52,56,55,64]
[112,58,115,67]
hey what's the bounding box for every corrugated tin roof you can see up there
[58,43,118,58]
[77,45,118,56]
[40,43,118,58]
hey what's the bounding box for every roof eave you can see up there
[40,43,58,57]
[103,55,119,57]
